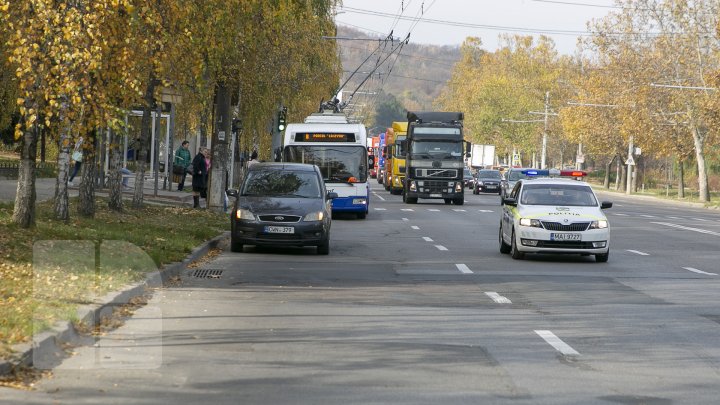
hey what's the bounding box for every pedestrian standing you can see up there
[68,137,83,186]
[174,140,191,191]
[191,147,209,208]
[247,150,259,167]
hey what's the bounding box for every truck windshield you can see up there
[283,145,368,183]
[410,141,463,159]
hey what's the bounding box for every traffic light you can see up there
[277,107,287,132]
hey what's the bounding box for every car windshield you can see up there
[520,183,599,206]
[283,145,367,183]
[464,169,472,178]
[478,170,501,179]
[241,170,321,198]
[508,170,531,181]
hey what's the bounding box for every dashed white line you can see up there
[478,210,494,213]
[373,193,386,201]
[627,250,650,256]
[374,208,386,211]
[691,218,709,222]
[435,245,448,251]
[535,330,580,356]
[455,264,473,274]
[640,214,656,218]
[401,209,414,212]
[402,218,409,221]
[453,209,467,212]
[485,292,511,304]
[422,237,434,242]
[667,216,682,220]
[652,222,720,237]
[614,213,628,216]
[683,267,718,276]
[428,209,440,212]
[411,226,420,230]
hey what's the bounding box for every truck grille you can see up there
[415,168,458,178]
[418,180,454,193]
[541,221,591,231]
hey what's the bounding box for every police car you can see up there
[498,169,612,262]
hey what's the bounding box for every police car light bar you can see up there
[522,169,587,177]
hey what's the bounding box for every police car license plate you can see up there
[265,226,294,234]
[550,233,581,241]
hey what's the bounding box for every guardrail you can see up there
[0,161,58,179]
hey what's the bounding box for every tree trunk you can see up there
[619,162,627,192]
[54,132,72,221]
[614,156,621,190]
[78,130,96,218]
[678,159,685,199]
[132,78,158,209]
[208,83,231,210]
[108,128,124,211]
[691,127,710,202]
[603,156,615,189]
[13,124,38,228]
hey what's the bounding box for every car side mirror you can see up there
[368,155,375,169]
[326,192,339,200]
[503,197,517,206]
[600,201,613,209]
[226,189,238,198]
[399,140,407,153]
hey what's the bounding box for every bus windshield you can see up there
[283,146,368,183]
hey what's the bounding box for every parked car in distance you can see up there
[463,168,474,188]
[226,163,337,255]
[473,169,503,194]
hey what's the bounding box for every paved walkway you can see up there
[0,176,193,207]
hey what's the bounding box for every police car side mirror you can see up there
[600,201,613,209]
[503,197,517,206]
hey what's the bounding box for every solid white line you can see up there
[402,218,409,221]
[535,330,580,356]
[373,193,386,201]
[435,245,448,251]
[401,209,414,212]
[411,226,420,230]
[683,267,718,276]
[423,237,434,242]
[627,249,650,256]
[374,208,386,211]
[456,264,473,274]
[428,209,440,212]
[485,292,511,304]
[453,209,466,212]
[651,222,720,237]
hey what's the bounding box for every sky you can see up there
[336,0,619,55]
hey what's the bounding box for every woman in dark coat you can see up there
[191,148,209,208]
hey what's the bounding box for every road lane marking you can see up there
[456,264,473,274]
[478,210,494,213]
[640,214,656,218]
[651,222,720,237]
[614,213,628,216]
[691,218,710,222]
[627,250,650,256]
[667,216,681,220]
[535,330,580,356]
[373,193,386,201]
[485,292,511,304]
[401,209,414,212]
[683,267,718,276]
[453,209,467,212]
[435,245,448,251]
[428,209,440,212]
[374,208,386,211]
[411,226,420,230]
[402,218,409,221]
[423,237,434,242]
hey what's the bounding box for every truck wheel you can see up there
[444,199,452,205]
[453,197,464,206]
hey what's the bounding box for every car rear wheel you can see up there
[595,250,609,263]
[510,230,524,260]
[499,225,511,254]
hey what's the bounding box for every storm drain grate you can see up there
[192,269,223,279]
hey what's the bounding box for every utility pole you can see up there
[542,91,549,170]
[626,135,634,195]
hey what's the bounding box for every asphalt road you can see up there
[3,181,720,404]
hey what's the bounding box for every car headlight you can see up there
[303,211,324,222]
[519,218,542,228]
[477,181,484,186]
[235,208,255,220]
[590,220,608,229]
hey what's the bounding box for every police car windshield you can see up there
[520,184,598,206]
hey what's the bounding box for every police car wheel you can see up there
[595,250,609,263]
[510,230,524,260]
[499,225,511,254]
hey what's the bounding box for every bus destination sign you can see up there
[295,133,356,143]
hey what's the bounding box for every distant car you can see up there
[473,169,503,194]
[226,163,337,255]
[501,167,536,200]
[463,168,474,188]
[499,170,612,262]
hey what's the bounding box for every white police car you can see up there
[499,169,612,262]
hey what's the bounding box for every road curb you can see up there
[592,186,717,210]
[0,231,230,376]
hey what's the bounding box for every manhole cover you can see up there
[191,269,223,279]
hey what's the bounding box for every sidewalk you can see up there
[0,177,194,207]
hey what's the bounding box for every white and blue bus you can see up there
[282,112,370,219]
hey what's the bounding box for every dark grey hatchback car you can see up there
[226,163,336,254]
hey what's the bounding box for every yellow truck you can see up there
[383,121,408,195]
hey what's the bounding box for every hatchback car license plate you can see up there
[550,233,581,241]
[265,226,294,234]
